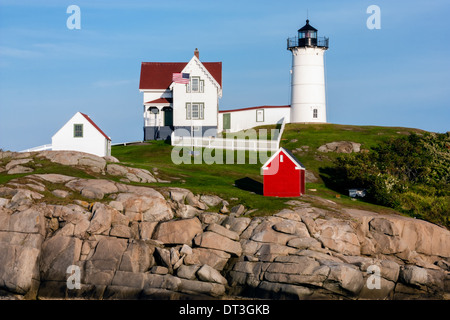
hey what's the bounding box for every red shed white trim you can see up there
[261,147,306,197]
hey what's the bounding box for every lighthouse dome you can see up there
[298,19,318,33]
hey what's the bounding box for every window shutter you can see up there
[186,103,191,119]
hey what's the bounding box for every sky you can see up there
[0,0,449,151]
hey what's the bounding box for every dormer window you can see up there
[187,77,204,93]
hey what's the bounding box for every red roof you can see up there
[139,61,222,90]
[219,105,290,113]
[144,98,173,104]
[80,113,111,141]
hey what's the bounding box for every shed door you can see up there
[223,113,231,130]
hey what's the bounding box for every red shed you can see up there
[261,147,306,197]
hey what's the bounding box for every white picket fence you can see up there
[171,120,286,152]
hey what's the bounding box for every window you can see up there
[74,124,83,138]
[186,103,204,120]
[280,155,284,162]
[223,113,231,130]
[256,109,264,122]
[192,78,199,92]
[313,109,318,119]
[186,77,204,93]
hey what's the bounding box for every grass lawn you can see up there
[0,123,425,218]
[111,123,424,217]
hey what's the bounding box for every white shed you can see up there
[51,112,111,157]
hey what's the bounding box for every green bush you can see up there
[328,132,449,227]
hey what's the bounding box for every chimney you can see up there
[194,48,199,59]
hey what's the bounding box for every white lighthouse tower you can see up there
[287,20,329,123]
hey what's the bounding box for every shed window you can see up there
[74,124,83,138]
[313,109,318,119]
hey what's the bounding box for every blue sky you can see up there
[0,0,449,151]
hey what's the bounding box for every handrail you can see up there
[287,36,329,49]
[20,144,52,152]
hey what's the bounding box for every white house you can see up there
[139,48,222,141]
[52,112,111,157]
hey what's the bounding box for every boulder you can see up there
[230,204,245,216]
[287,237,322,250]
[152,218,202,245]
[194,231,242,257]
[178,278,225,297]
[0,205,45,296]
[39,236,82,281]
[206,223,240,241]
[369,218,399,236]
[154,247,172,271]
[139,221,158,240]
[151,266,169,275]
[222,216,251,235]
[115,193,173,222]
[183,248,231,271]
[199,194,223,207]
[52,190,70,198]
[87,237,128,272]
[317,141,361,153]
[66,178,119,196]
[39,151,106,170]
[325,264,364,295]
[174,203,202,219]
[272,220,310,237]
[197,264,228,285]
[86,203,114,235]
[104,155,120,163]
[198,212,226,225]
[250,221,297,245]
[399,265,444,291]
[31,174,76,184]
[316,220,361,256]
[5,158,33,171]
[106,164,129,176]
[7,165,33,174]
[177,264,200,280]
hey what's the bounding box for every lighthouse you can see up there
[287,20,329,123]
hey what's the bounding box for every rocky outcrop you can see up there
[317,141,361,153]
[0,151,449,300]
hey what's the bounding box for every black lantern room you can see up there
[287,19,329,50]
[298,19,318,46]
